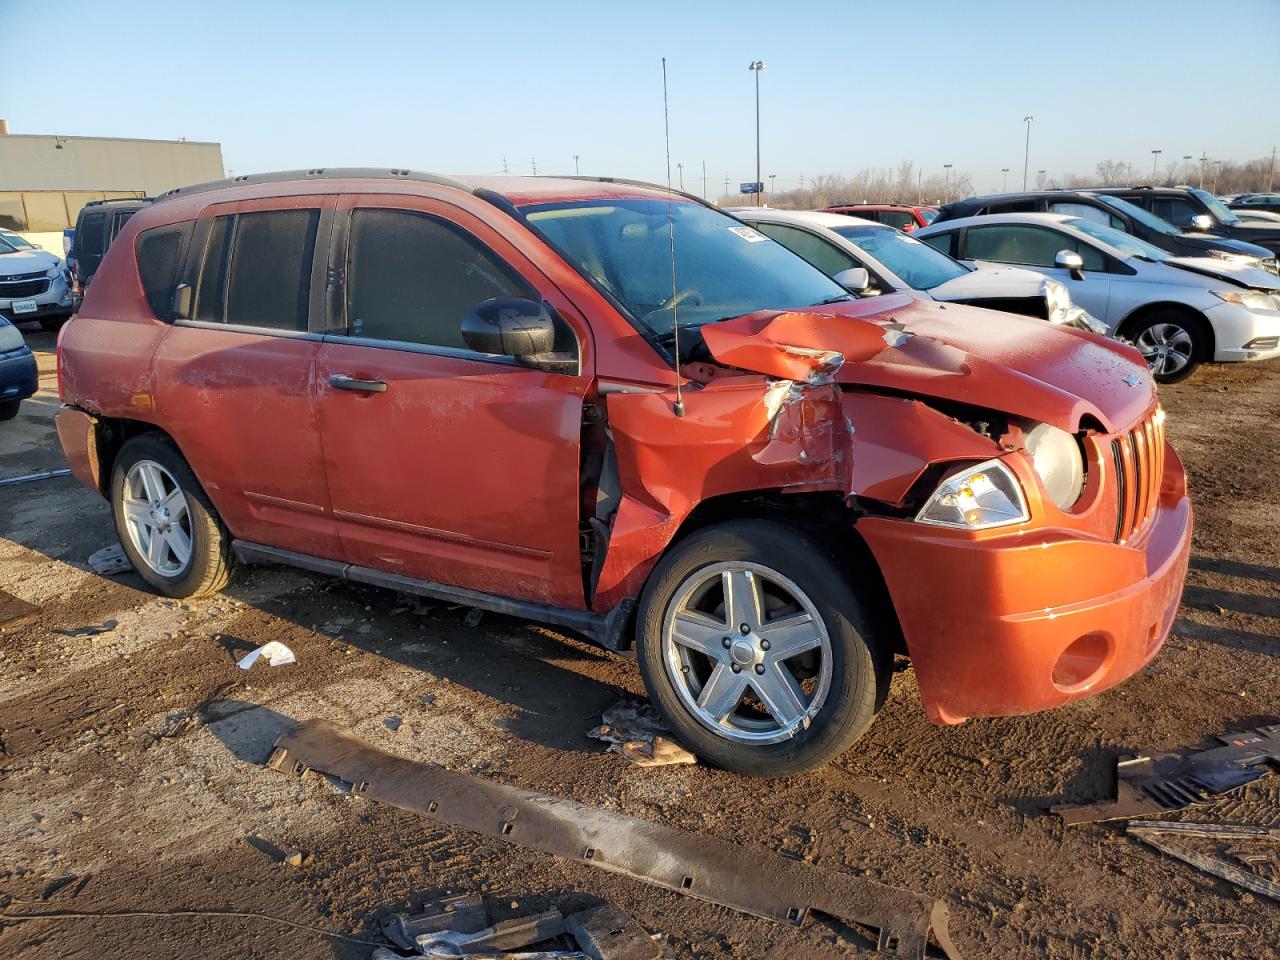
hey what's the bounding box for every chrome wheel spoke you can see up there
[145,526,166,567]
[121,460,192,577]
[722,568,762,631]
[138,462,166,504]
[671,610,727,657]
[758,612,822,660]
[751,662,809,729]
[697,664,748,722]
[123,498,151,528]
[165,526,191,566]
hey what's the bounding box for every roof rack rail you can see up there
[83,197,154,207]
[154,167,474,203]
[551,174,711,208]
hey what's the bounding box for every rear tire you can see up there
[636,519,886,777]
[1128,310,1209,384]
[38,314,70,332]
[0,399,20,421]
[110,434,232,598]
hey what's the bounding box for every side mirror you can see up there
[1054,250,1086,281]
[833,266,872,294]
[1190,214,1213,232]
[461,297,562,366]
[172,282,192,320]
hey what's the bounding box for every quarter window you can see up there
[1150,197,1199,228]
[752,222,861,279]
[344,208,535,349]
[77,213,107,273]
[194,209,319,330]
[965,225,1104,271]
[879,211,915,230]
[136,222,193,320]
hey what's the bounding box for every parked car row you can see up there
[55,168,1192,776]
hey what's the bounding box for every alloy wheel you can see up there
[121,459,193,577]
[662,561,833,744]
[1134,322,1194,377]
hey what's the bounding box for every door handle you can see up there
[329,373,387,394]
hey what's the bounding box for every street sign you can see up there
[739,181,764,194]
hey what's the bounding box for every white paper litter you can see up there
[88,543,133,576]
[236,641,297,670]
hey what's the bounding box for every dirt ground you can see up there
[1,326,1276,960]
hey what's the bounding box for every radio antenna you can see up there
[662,57,685,417]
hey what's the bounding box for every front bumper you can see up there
[858,445,1192,724]
[0,274,73,323]
[0,347,39,403]
[1206,301,1280,362]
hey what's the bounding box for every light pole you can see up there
[749,60,765,206]
[573,154,580,175]
[1151,149,1162,181]
[1022,116,1034,190]
[1001,167,1009,192]
[1199,153,1208,189]
[677,161,684,191]
[1182,155,1192,183]
[1212,160,1223,193]
[768,173,776,202]
[1037,169,1046,188]
[943,163,953,202]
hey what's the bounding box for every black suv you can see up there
[1230,194,1280,214]
[933,190,1277,271]
[1086,186,1280,256]
[69,197,153,307]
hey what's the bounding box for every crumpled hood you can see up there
[1163,255,1280,291]
[0,249,59,277]
[701,294,1154,434]
[926,264,1049,303]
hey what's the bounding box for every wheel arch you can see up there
[1115,301,1216,358]
[92,416,181,496]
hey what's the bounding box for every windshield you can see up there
[1094,195,1179,236]
[523,198,850,336]
[832,224,969,289]
[1192,189,1240,225]
[0,236,18,254]
[918,207,940,225]
[1063,218,1170,261]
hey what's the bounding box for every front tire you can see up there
[38,314,70,332]
[1129,311,1208,384]
[636,520,886,777]
[110,434,232,598]
[0,399,20,421]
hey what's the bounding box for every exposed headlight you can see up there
[1063,306,1109,335]
[1042,279,1071,324]
[1023,422,1085,509]
[1212,289,1280,312]
[916,459,1029,529]
[1262,258,1279,276]
[1205,249,1260,266]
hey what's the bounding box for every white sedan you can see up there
[730,207,1098,331]
[915,212,1280,383]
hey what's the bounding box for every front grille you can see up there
[1111,408,1166,544]
[0,278,51,298]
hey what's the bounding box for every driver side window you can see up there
[752,222,862,280]
[965,225,1104,271]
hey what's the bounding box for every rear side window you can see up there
[136,221,193,320]
[194,209,319,330]
[1150,197,1199,228]
[965,224,1105,271]
[920,232,955,256]
[110,210,136,241]
[344,208,534,349]
[77,213,107,273]
[879,211,915,230]
[752,222,860,278]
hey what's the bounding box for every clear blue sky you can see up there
[4,0,1277,194]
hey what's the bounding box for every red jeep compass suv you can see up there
[56,170,1192,776]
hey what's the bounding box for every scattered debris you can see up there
[381,894,489,950]
[283,849,306,868]
[87,543,133,576]
[1053,724,1280,825]
[415,910,567,956]
[588,700,696,768]
[236,641,297,670]
[0,589,38,628]
[1127,821,1280,901]
[0,467,72,488]
[463,608,484,628]
[54,619,119,638]
[268,719,960,959]
[566,903,666,960]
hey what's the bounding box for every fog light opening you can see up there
[1052,632,1113,693]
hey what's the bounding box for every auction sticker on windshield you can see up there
[728,225,768,243]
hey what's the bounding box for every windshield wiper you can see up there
[813,294,855,305]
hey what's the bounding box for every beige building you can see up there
[0,119,224,231]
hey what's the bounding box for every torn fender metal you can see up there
[1053,725,1280,825]
[594,377,851,610]
[700,308,886,382]
[268,720,961,960]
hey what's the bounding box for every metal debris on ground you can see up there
[1127,820,1280,901]
[566,903,667,960]
[416,909,568,956]
[588,699,697,768]
[87,543,133,576]
[0,467,72,488]
[381,894,489,950]
[54,619,119,638]
[236,641,297,670]
[1052,724,1280,825]
[268,719,960,959]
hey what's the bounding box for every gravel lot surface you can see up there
[1,327,1277,959]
